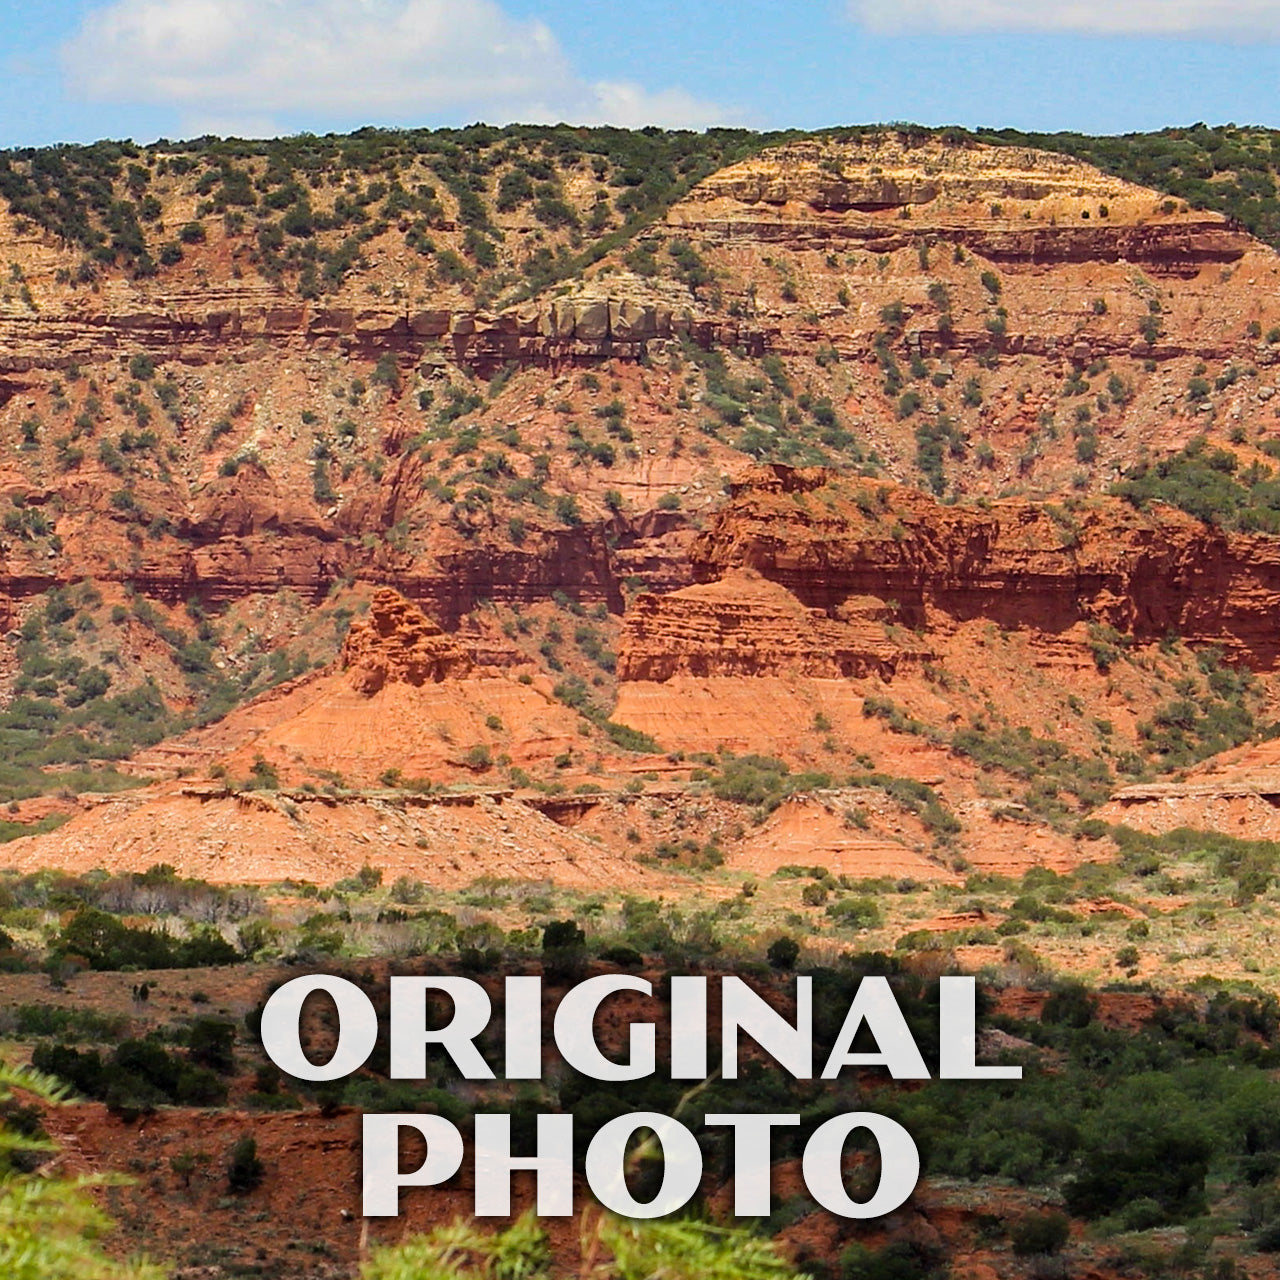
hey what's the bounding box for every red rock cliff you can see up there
[340,588,473,694]
[617,467,1280,674]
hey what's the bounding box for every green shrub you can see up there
[1113,436,1280,533]
[826,897,883,930]
[185,1018,236,1074]
[840,1241,940,1280]
[1063,1125,1210,1223]
[766,936,800,970]
[50,908,238,971]
[33,1038,228,1116]
[554,494,581,525]
[602,721,660,753]
[1009,1211,1070,1256]
[226,1135,265,1193]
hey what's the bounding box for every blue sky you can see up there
[2,0,1279,148]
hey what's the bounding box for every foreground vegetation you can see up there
[4,822,1280,1273]
[0,1061,165,1279]
[0,1065,801,1280]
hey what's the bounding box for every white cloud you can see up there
[62,0,732,136]
[848,0,1280,38]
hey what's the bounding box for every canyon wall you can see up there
[618,467,1280,675]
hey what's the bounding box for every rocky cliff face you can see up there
[0,135,1263,392]
[6,131,1280,883]
[0,453,626,637]
[660,466,1280,669]
[674,138,1252,275]
[616,570,927,681]
[0,286,762,380]
[340,588,473,693]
